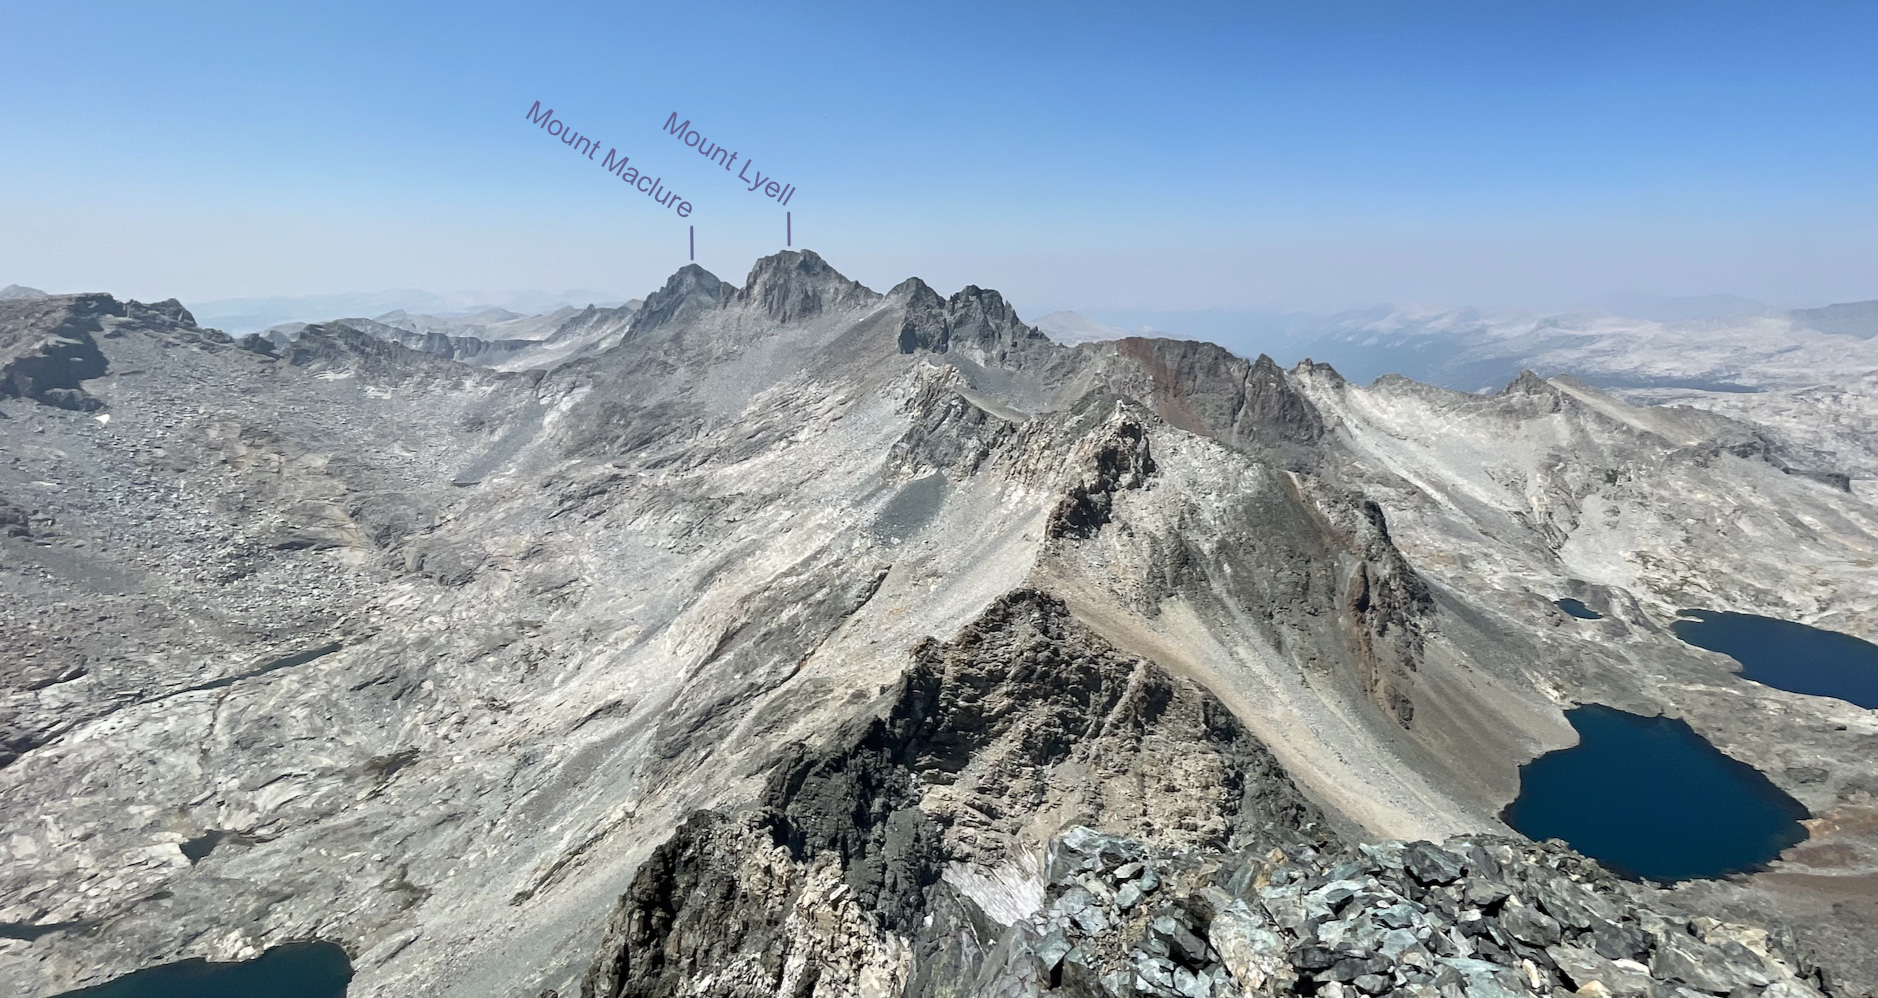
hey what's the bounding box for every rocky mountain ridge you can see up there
[259,298,649,373]
[2,251,1875,998]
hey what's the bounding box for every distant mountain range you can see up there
[182,288,632,333]
[1038,298,1878,395]
[1791,299,1878,339]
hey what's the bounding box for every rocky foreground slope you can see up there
[572,592,1840,998]
[2,252,1876,998]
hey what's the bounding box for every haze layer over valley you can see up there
[2,254,1875,998]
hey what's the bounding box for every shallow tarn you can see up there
[1503,704,1808,882]
[1672,608,1878,709]
[52,942,351,998]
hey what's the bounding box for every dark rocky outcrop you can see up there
[578,811,826,998]
[1723,435,1854,493]
[893,277,1056,365]
[0,497,32,538]
[1046,402,1158,540]
[893,276,950,354]
[127,297,199,328]
[0,292,117,410]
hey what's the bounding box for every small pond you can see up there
[1672,608,1878,709]
[1503,705,1808,882]
[1554,598,1602,620]
[53,942,352,998]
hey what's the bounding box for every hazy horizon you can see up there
[7,251,1855,338]
[5,3,1875,313]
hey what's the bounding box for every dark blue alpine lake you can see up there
[1672,608,1878,709]
[1555,598,1602,620]
[53,942,351,998]
[1503,705,1808,882]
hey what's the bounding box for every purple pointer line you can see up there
[689,225,694,261]
[787,212,792,247]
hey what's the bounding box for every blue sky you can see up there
[3,1,1875,313]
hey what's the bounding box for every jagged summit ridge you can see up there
[1501,369,1556,396]
[892,275,1054,364]
[736,248,881,323]
[603,250,1063,376]
[626,262,738,335]
[618,250,883,339]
